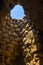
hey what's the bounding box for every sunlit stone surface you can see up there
[0,14,42,65]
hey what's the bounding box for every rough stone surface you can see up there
[0,15,43,65]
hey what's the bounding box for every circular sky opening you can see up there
[10,4,25,20]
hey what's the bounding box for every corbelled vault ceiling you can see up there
[0,0,43,30]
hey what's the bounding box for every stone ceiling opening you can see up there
[10,4,25,20]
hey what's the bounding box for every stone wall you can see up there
[0,15,42,65]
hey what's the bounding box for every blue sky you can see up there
[10,5,25,19]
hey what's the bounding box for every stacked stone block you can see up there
[0,15,41,65]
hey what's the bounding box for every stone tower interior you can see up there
[0,0,43,65]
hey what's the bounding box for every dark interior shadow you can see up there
[38,29,43,65]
